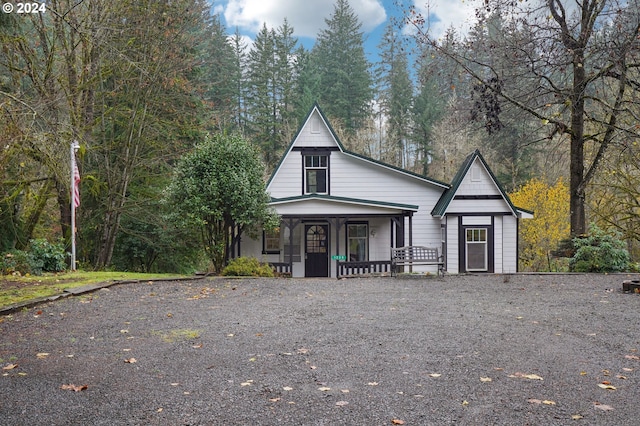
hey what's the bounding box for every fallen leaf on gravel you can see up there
[120,329,129,334]
[368,382,379,386]
[157,408,163,412]
[462,400,469,406]
[297,348,309,354]
[124,358,137,363]
[580,371,587,376]
[616,375,627,380]
[391,420,405,425]
[509,372,543,380]
[593,402,614,411]
[18,372,27,376]
[283,386,293,391]
[623,368,634,372]
[2,364,18,370]
[192,344,203,349]
[428,373,441,378]
[597,383,616,390]
[335,401,349,406]
[480,377,492,382]
[341,389,350,393]
[528,399,542,404]
[241,381,253,387]
[318,387,331,391]
[543,400,556,405]
[269,398,281,402]
[625,355,640,360]
[36,353,50,359]
[571,414,583,420]
[61,384,88,392]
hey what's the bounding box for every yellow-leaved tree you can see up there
[509,178,570,271]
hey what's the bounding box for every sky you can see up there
[212,0,478,63]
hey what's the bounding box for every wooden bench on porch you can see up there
[391,246,444,277]
[269,262,292,277]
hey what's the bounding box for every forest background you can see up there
[1,0,639,273]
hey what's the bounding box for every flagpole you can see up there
[70,141,80,271]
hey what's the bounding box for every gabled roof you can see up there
[431,149,533,218]
[267,102,449,189]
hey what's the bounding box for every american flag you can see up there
[72,150,80,208]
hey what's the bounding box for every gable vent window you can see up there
[304,155,328,194]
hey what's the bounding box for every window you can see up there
[263,228,280,254]
[347,223,368,262]
[283,225,301,263]
[304,155,328,194]
[466,228,487,271]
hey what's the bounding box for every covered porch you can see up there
[266,195,419,278]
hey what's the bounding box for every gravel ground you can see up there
[0,273,639,425]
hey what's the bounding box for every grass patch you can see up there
[0,271,187,309]
[153,328,201,343]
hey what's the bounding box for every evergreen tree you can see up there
[230,28,248,132]
[313,0,373,134]
[246,21,299,170]
[375,23,413,168]
[203,15,238,131]
[292,46,321,126]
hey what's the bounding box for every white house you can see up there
[240,103,533,277]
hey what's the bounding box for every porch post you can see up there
[288,217,294,275]
[334,217,347,278]
[408,213,413,272]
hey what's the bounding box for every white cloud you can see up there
[221,0,386,38]
[411,0,477,40]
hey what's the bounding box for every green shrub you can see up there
[222,257,274,277]
[569,224,630,273]
[28,239,67,274]
[0,250,34,275]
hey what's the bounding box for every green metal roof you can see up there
[270,194,419,212]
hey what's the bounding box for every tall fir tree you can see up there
[313,0,373,134]
[246,21,299,170]
[375,23,414,168]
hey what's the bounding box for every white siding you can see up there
[494,216,503,273]
[446,216,459,274]
[294,112,337,148]
[502,215,518,273]
[330,154,445,248]
[462,216,492,225]
[448,199,511,213]
[269,152,302,197]
[456,159,501,196]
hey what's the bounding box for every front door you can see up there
[305,224,329,277]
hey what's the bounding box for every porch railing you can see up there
[336,260,392,278]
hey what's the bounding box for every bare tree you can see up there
[408,0,640,236]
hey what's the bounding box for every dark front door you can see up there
[305,224,329,277]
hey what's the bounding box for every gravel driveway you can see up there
[1,274,639,425]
